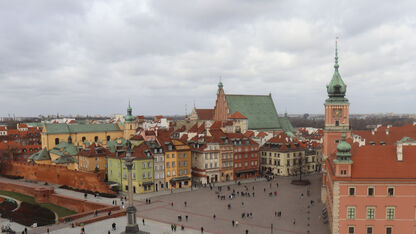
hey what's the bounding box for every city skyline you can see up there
[1,0,415,116]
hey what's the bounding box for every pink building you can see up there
[323,137,416,234]
[321,43,416,234]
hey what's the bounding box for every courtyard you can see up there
[131,173,329,234]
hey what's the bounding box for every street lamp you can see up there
[123,140,140,234]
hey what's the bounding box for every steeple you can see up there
[125,101,135,122]
[326,39,348,103]
[217,80,224,94]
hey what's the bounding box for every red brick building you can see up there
[228,132,259,180]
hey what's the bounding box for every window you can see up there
[347,207,355,219]
[386,227,392,234]
[184,161,188,166]
[178,153,182,158]
[94,136,98,142]
[184,153,187,158]
[205,164,208,169]
[234,163,238,168]
[148,162,151,168]
[142,172,146,178]
[172,170,176,176]
[166,162,170,168]
[349,187,355,196]
[172,154,175,158]
[142,162,146,168]
[366,227,373,234]
[179,170,182,176]
[367,207,375,220]
[132,173,136,180]
[166,154,170,158]
[184,169,187,175]
[348,226,354,234]
[386,207,395,220]
[55,138,59,145]
[388,187,394,196]
[148,171,151,178]
[178,161,182,167]
[167,171,170,177]
[368,187,374,196]
[172,162,175,167]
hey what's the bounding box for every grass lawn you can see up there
[0,190,77,217]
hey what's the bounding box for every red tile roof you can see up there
[131,143,153,159]
[353,124,416,146]
[229,111,247,119]
[329,144,416,179]
[210,121,222,130]
[256,132,268,138]
[244,131,255,138]
[79,144,113,157]
[195,109,214,120]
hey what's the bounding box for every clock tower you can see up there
[323,41,350,158]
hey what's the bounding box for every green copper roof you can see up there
[336,133,352,161]
[326,41,348,104]
[106,138,129,153]
[125,101,135,122]
[44,123,120,134]
[50,141,78,157]
[225,94,287,130]
[52,156,77,164]
[28,147,51,161]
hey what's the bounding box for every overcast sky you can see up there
[1,0,415,117]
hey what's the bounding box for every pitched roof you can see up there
[44,123,120,134]
[53,156,77,164]
[28,148,51,161]
[79,144,113,157]
[50,141,78,156]
[229,112,247,119]
[225,94,282,130]
[195,109,214,120]
[330,144,416,179]
[352,124,416,146]
[131,143,153,160]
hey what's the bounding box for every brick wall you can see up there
[0,161,114,194]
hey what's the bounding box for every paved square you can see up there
[134,174,330,234]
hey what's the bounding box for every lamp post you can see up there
[123,141,140,234]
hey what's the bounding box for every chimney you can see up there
[396,143,403,161]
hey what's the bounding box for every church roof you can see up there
[225,94,284,130]
[44,123,120,134]
[195,109,214,120]
[229,112,247,119]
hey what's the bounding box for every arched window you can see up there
[107,135,111,141]
[55,138,59,145]
[94,136,98,142]
[82,137,86,142]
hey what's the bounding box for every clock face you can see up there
[333,109,342,118]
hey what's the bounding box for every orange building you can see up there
[78,143,111,172]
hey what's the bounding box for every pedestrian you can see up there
[252,186,254,190]
[186,215,188,221]
[264,188,266,192]
[112,222,116,230]
[293,218,296,225]
[235,221,239,226]
[146,198,148,204]
[201,226,204,233]
[24,228,27,234]
[269,183,271,188]
[184,201,187,207]
[276,182,279,188]
[246,229,249,234]
[213,214,216,220]
[242,202,244,206]
[171,202,174,206]
[112,200,115,205]
[232,220,235,227]
[47,228,50,234]
[171,224,173,231]
[94,210,98,217]
[108,210,111,216]
[108,231,110,234]
[300,193,304,199]
[84,193,87,199]
[149,198,151,204]
[181,225,184,230]
[252,192,255,197]
[142,218,145,225]
[81,227,85,234]
[275,211,277,216]
[174,224,177,231]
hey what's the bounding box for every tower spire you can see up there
[334,37,339,70]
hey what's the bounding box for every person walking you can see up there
[201,226,204,233]
[142,218,145,225]
[245,229,249,234]
[184,201,187,207]
[46,228,49,234]
[232,220,235,227]
[186,215,188,221]
[293,218,296,225]
[213,214,216,220]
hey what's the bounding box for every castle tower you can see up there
[123,101,137,140]
[323,40,351,158]
[333,133,353,177]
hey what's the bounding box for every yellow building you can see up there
[159,131,192,189]
[41,103,137,150]
[77,143,110,172]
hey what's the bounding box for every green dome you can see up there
[327,42,347,98]
[125,101,135,122]
[218,81,223,89]
[336,133,351,159]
